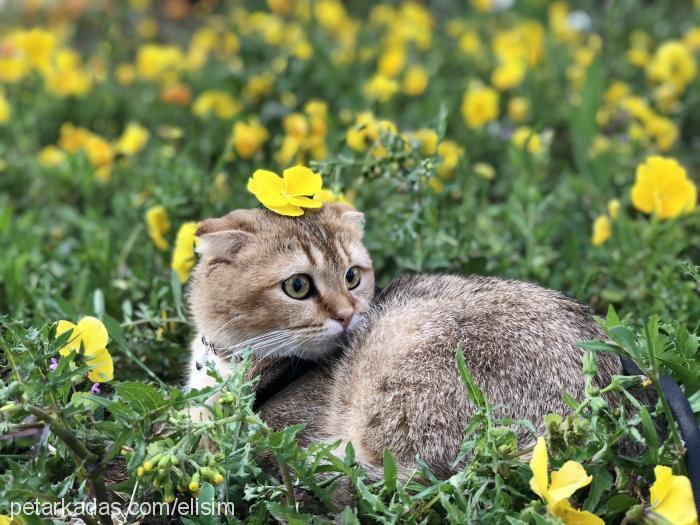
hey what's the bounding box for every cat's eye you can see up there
[345,266,361,290]
[283,274,313,300]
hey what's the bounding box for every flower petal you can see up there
[650,466,698,525]
[247,169,288,207]
[266,203,305,216]
[529,436,550,502]
[286,195,324,208]
[76,316,108,354]
[553,499,605,525]
[85,347,114,383]
[56,320,79,356]
[548,461,593,507]
[282,165,322,196]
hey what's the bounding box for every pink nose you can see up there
[335,309,354,329]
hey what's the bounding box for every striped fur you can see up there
[187,204,621,479]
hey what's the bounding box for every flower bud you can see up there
[188,471,200,492]
[583,351,598,375]
[610,375,648,390]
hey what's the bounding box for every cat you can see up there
[186,203,620,476]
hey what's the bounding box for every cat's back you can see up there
[323,274,619,471]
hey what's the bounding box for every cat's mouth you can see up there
[252,316,361,361]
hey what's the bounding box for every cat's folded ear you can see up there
[195,210,257,258]
[334,204,365,238]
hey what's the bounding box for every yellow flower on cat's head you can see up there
[631,156,697,220]
[171,221,199,283]
[247,165,323,217]
[647,465,698,525]
[529,436,604,525]
[55,317,114,383]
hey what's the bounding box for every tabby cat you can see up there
[187,203,619,475]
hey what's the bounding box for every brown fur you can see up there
[187,204,620,478]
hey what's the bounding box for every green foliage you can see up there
[1,0,699,523]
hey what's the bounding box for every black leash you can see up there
[621,356,700,514]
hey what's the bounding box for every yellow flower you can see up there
[437,140,464,180]
[491,59,526,91]
[474,162,496,180]
[631,156,697,220]
[378,46,406,78]
[231,119,269,159]
[508,96,530,123]
[316,188,352,206]
[411,128,439,156]
[37,146,66,167]
[145,205,171,251]
[85,135,114,168]
[171,222,199,283]
[0,514,13,525]
[192,90,241,120]
[0,56,27,83]
[247,165,323,217]
[647,41,696,90]
[647,466,698,525]
[403,64,429,96]
[591,215,611,246]
[243,72,275,102]
[0,93,10,125]
[511,127,543,154]
[12,28,57,71]
[56,317,114,383]
[136,44,183,81]
[461,84,500,129]
[529,437,604,525]
[363,74,399,102]
[115,123,150,156]
[607,199,621,219]
[115,63,136,86]
[346,112,398,154]
[43,48,92,97]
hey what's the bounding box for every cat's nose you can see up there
[334,309,354,329]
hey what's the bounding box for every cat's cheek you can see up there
[347,314,362,333]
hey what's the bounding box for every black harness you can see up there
[621,357,700,513]
[197,335,318,412]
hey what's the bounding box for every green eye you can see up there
[345,266,361,290]
[283,274,313,299]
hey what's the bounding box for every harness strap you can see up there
[621,356,700,514]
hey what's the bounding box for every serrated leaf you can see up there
[383,448,397,494]
[114,381,167,415]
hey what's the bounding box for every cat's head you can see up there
[189,203,375,361]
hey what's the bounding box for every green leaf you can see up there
[606,305,620,327]
[639,406,659,462]
[171,269,183,314]
[113,381,167,415]
[584,468,612,512]
[456,345,486,408]
[605,494,637,515]
[337,507,360,525]
[383,448,397,494]
[608,326,641,359]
